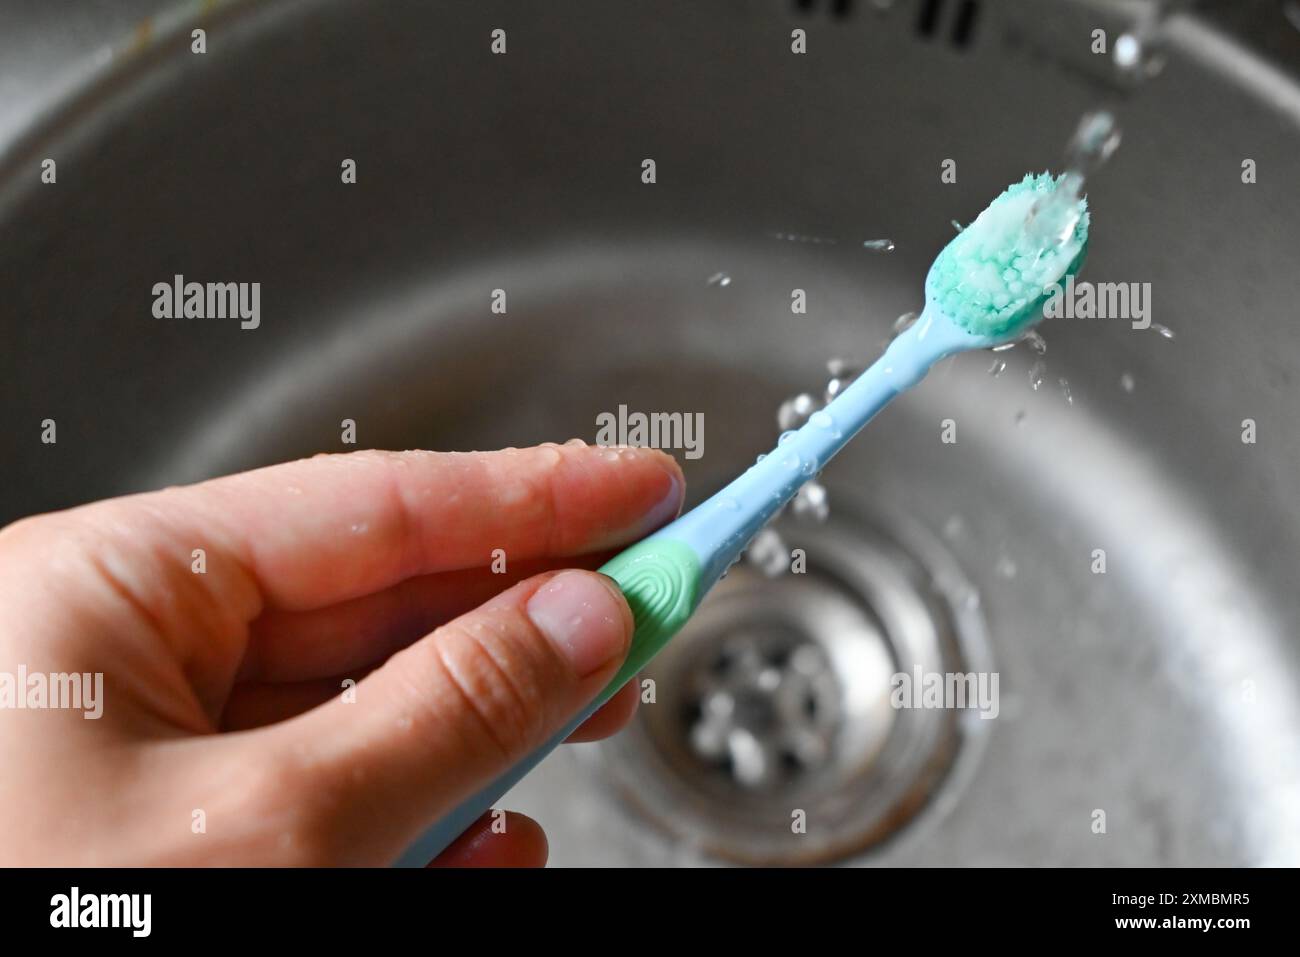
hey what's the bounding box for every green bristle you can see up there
[925,172,1090,338]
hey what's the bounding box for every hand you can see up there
[0,444,684,866]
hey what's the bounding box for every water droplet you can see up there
[988,357,1007,377]
[1023,329,1047,355]
[809,410,835,430]
[1058,377,1074,406]
[745,527,789,578]
[1151,323,1175,340]
[706,271,732,287]
[717,497,740,511]
[862,238,895,252]
[1120,372,1135,393]
[1064,110,1122,177]
[778,429,798,445]
[1114,29,1166,81]
[756,453,767,463]
[777,394,819,431]
[952,220,964,233]
[1114,33,1142,70]
[791,481,829,523]
[780,451,801,470]
[1028,360,1047,391]
[892,312,918,335]
[768,230,838,246]
[824,358,861,402]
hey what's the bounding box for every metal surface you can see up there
[3,0,1300,865]
[595,513,990,865]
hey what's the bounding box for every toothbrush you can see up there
[395,171,1089,866]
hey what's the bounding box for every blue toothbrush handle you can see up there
[393,307,967,866]
[666,306,970,585]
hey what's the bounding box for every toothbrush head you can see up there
[925,172,1090,341]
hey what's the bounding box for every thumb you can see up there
[254,569,633,864]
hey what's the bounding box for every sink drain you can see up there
[687,628,846,791]
[591,509,990,865]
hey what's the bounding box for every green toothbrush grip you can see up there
[592,536,703,706]
[393,536,704,865]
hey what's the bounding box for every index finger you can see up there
[129,443,684,612]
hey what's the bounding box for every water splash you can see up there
[777,395,818,431]
[746,527,789,578]
[1025,110,1120,247]
[770,231,898,254]
[769,231,838,246]
[743,360,853,574]
[1112,0,1193,83]
[882,312,918,349]
[791,480,829,522]
[825,357,861,403]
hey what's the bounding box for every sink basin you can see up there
[3,0,1299,865]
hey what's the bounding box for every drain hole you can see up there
[916,0,943,37]
[951,0,979,48]
[681,629,842,792]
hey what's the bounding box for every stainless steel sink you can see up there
[3,0,1299,865]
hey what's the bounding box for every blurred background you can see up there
[2,0,1299,864]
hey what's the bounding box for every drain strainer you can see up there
[590,509,990,865]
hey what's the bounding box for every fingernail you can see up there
[526,571,630,677]
[641,467,684,532]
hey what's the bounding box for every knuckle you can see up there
[423,616,550,760]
